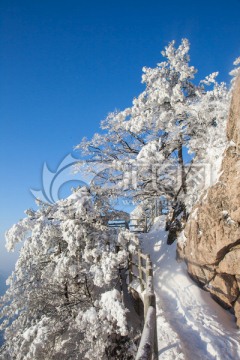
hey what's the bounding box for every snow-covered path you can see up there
[140,217,240,360]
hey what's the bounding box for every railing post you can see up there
[146,256,153,277]
[144,256,154,318]
[159,199,162,216]
[155,197,158,218]
[129,253,133,284]
[138,250,144,292]
[145,216,148,232]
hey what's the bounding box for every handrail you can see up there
[130,198,162,233]
[108,205,160,359]
[127,237,158,360]
[135,306,157,360]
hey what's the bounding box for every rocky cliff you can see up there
[178,75,240,325]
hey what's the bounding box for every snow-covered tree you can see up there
[230,56,240,81]
[0,187,135,360]
[76,39,230,216]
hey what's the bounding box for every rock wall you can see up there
[178,75,240,325]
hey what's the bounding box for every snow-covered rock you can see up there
[178,74,240,325]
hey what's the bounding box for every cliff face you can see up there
[178,75,240,325]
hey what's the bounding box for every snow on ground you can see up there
[139,216,240,360]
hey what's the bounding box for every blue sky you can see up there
[0,0,240,274]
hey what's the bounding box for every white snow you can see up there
[139,216,240,360]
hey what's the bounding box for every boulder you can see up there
[178,75,240,325]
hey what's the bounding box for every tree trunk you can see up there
[178,140,187,194]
